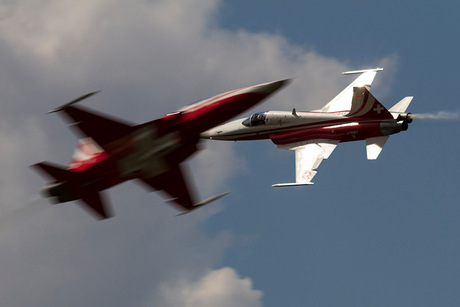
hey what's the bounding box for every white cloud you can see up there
[154,267,262,307]
[0,0,397,306]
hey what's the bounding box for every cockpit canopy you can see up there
[242,112,267,127]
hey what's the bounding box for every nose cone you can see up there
[200,79,291,139]
[200,129,214,139]
[200,124,230,139]
[200,119,245,140]
[249,79,291,96]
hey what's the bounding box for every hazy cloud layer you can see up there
[0,0,395,306]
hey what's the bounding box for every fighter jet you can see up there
[201,68,413,186]
[32,79,290,219]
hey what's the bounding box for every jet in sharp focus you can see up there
[201,68,414,186]
[32,79,290,219]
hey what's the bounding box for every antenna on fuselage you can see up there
[292,108,299,118]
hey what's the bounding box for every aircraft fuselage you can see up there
[201,110,409,145]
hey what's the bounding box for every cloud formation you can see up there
[155,267,262,307]
[0,0,395,306]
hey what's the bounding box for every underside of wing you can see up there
[138,164,228,214]
[137,164,196,211]
[80,192,113,220]
[273,139,339,187]
[59,105,134,150]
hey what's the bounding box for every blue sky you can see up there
[0,1,459,306]
[211,1,460,306]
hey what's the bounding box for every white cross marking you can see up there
[373,104,384,114]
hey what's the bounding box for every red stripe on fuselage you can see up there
[215,116,351,140]
[270,121,385,145]
[217,116,389,143]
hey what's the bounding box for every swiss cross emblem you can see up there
[373,104,384,114]
[302,171,312,181]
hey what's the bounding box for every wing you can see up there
[137,164,196,211]
[137,164,228,214]
[320,68,383,113]
[80,192,113,220]
[273,139,339,187]
[59,105,134,150]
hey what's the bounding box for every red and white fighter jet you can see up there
[32,79,290,219]
[202,68,414,186]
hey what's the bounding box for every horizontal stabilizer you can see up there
[389,96,413,118]
[32,161,73,182]
[366,136,389,160]
[175,192,228,216]
[32,162,113,219]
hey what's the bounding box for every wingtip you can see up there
[342,68,384,75]
[175,192,229,216]
[276,78,293,88]
[272,182,314,187]
[47,90,101,114]
[254,78,292,95]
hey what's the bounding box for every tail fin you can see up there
[68,138,108,171]
[32,162,112,219]
[346,86,393,120]
[321,68,383,113]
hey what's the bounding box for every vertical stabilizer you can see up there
[68,137,108,171]
[347,87,394,120]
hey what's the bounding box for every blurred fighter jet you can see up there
[202,68,414,186]
[32,79,290,219]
